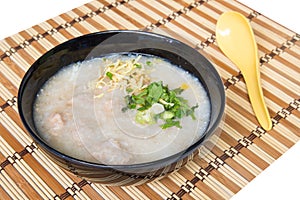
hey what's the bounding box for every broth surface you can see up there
[33,54,211,165]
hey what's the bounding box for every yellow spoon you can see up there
[215,11,272,131]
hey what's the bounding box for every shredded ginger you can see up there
[95,55,151,97]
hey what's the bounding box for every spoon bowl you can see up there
[216,11,272,131]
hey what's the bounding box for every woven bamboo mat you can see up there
[0,0,299,199]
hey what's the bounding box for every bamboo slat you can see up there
[0,0,299,199]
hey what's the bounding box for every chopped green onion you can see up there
[146,61,152,66]
[134,63,142,68]
[123,81,198,129]
[161,119,182,129]
[106,71,113,80]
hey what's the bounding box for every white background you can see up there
[0,1,299,199]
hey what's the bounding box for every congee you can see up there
[33,53,211,165]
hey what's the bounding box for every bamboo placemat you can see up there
[0,0,299,199]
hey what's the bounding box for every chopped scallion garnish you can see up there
[123,81,198,129]
[106,71,113,80]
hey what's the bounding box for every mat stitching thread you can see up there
[58,180,89,200]
[195,33,300,89]
[1,4,297,108]
[0,96,17,113]
[0,143,35,171]
[0,1,210,198]
[142,0,208,31]
[0,0,131,61]
[0,0,210,167]
[0,1,132,195]
[0,0,208,63]
[168,98,300,199]
[223,33,300,88]
[0,141,90,200]
[1,0,297,88]
[1,98,299,198]
[1,0,298,198]
[1,9,293,200]
[0,0,220,62]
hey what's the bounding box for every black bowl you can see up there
[18,30,225,185]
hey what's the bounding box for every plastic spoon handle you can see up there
[243,62,272,131]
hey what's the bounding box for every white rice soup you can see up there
[33,54,211,165]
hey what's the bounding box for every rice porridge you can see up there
[33,54,211,165]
